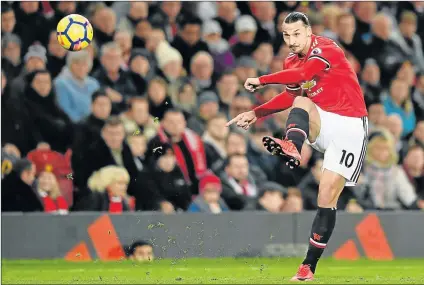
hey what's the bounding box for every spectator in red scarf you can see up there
[147,108,208,195]
[73,165,134,213]
[36,166,68,215]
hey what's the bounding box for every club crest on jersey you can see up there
[301,80,316,90]
[311,48,322,55]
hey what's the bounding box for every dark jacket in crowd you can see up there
[72,114,105,155]
[171,35,209,74]
[1,171,43,212]
[231,41,258,58]
[1,84,41,155]
[46,53,66,79]
[24,71,74,153]
[92,67,138,114]
[72,190,132,212]
[149,164,193,211]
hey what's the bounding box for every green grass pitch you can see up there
[2,258,424,284]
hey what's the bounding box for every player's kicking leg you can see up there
[263,96,321,168]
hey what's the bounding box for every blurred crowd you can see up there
[1,1,424,215]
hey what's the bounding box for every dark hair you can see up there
[284,12,310,26]
[91,88,109,103]
[126,240,152,256]
[164,107,184,117]
[225,153,247,167]
[103,116,123,128]
[178,14,202,29]
[13,159,33,176]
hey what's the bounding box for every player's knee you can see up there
[317,183,339,208]
[293,96,314,111]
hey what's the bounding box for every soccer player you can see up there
[226,12,368,281]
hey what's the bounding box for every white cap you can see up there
[235,15,257,33]
[155,41,183,69]
[202,20,222,36]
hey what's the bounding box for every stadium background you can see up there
[1,0,424,263]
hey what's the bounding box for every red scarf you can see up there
[158,127,207,183]
[40,192,68,214]
[108,195,135,213]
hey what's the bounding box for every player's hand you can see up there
[226,110,257,130]
[244,77,264,92]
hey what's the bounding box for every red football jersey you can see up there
[283,35,367,118]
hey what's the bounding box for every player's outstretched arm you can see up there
[253,91,295,118]
[259,59,328,86]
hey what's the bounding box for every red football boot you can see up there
[290,264,314,282]
[262,136,301,168]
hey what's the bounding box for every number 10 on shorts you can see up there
[340,149,355,168]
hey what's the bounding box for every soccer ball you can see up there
[56,14,93,51]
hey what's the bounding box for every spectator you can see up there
[72,90,112,157]
[213,2,238,41]
[127,133,148,172]
[335,12,367,65]
[13,1,50,54]
[126,241,154,262]
[319,4,342,40]
[298,156,364,211]
[202,20,235,75]
[1,70,40,156]
[187,91,220,136]
[128,48,155,94]
[1,4,16,35]
[220,153,258,210]
[171,15,209,73]
[9,44,47,101]
[149,2,182,42]
[114,30,133,64]
[383,79,416,138]
[396,61,416,89]
[51,2,77,28]
[145,28,166,55]
[251,181,287,212]
[232,15,258,58]
[188,172,229,213]
[147,77,173,120]
[247,125,279,181]
[190,51,216,93]
[361,59,383,105]
[203,114,229,174]
[1,159,43,212]
[369,13,408,88]
[402,146,424,198]
[364,131,424,210]
[147,108,208,195]
[384,114,410,162]
[71,116,138,199]
[1,33,22,80]
[216,71,239,117]
[408,120,424,149]
[282,187,304,213]
[35,168,69,215]
[24,70,73,153]
[92,42,138,114]
[132,18,152,49]
[121,98,158,140]
[250,2,277,44]
[54,50,100,122]
[1,144,20,179]
[116,2,149,35]
[252,42,273,76]
[234,56,258,86]
[367,101,387,133]
[229,94,254,131]
[352,2,377,42]
[155,41,185,99]
[149,145,192,211]
[412,73,424,120]
[391,11,424,73]
[89,3,117,50]
[171,80,197,116]
[73,165,134,212]
[46,30,67,78]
